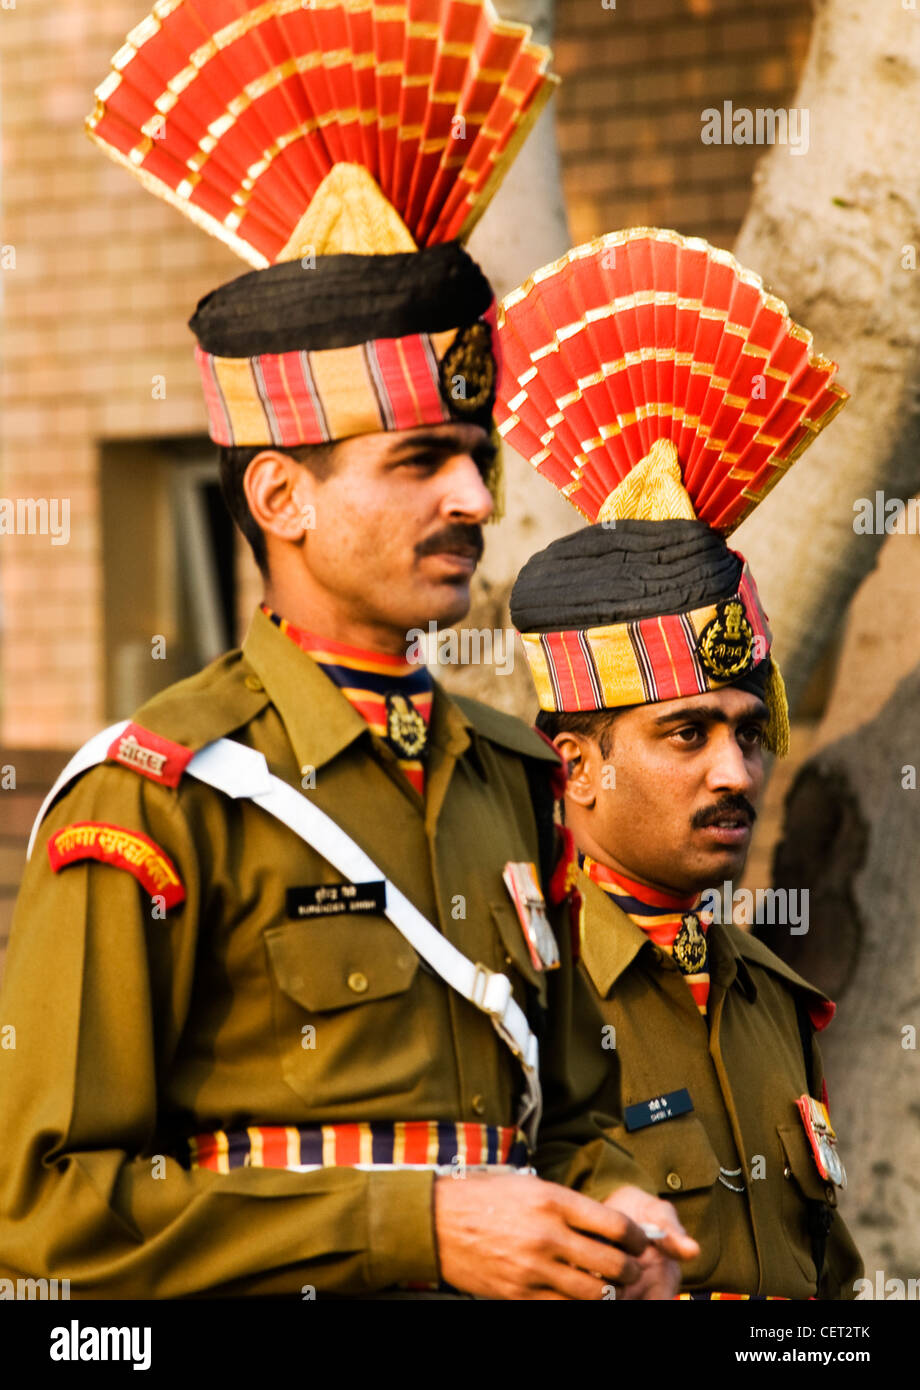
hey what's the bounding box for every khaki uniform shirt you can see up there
[578,872,863,1300]
[0,610,640,1298]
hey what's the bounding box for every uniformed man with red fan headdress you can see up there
[502,228,864,1299]
[0,6,697,1300]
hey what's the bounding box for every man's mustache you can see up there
[415,523,484,562]
[692,795,758,829]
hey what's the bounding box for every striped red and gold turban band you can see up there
[521,564,772,714]
[195,311,500,448]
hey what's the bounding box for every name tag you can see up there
[286,881,387,919]
[624,1088,693,1133]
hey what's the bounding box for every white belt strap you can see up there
[27,727,543,1147]
[188,739,542,1147]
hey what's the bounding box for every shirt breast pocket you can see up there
[617,1113,724,1286]
[777,1122,837,1283]
[264,917,430,1112]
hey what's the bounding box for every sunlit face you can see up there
[252,422,496,641]
[556,687,768,897]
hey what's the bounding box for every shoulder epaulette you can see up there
[27,719,195,861]
[451,693,561,764]
[106,722,194,788]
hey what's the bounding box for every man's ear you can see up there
[552,732,598,809]
[243,449,316,546]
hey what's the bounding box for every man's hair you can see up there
[218,441,339,575]
[535,707,625,759]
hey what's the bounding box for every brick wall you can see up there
[0,0,244,748]
[554,0,811,248]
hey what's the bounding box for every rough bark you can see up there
[758,667,920,1284]
[730,0,920,712]
[733,0,920,1281]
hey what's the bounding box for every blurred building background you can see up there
[0,0,916,965]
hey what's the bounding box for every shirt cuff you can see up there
[366,1170,439,1289]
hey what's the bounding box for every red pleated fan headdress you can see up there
[503,229,849,753]
[87,0,559,498]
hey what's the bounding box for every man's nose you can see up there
[704,729,758,796]
[440,453,495,524]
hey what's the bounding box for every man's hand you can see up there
[434,1171,647,1300]
[603,1185,700,1300]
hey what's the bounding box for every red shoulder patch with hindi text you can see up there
[107,722,194,788]
[48,822,186,909]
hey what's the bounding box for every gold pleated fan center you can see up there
[277,164,418,260]
[597,437,697,525]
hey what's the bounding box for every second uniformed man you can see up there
[504,228,865,1301]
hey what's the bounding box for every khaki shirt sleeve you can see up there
[0,767,438,1298]
[531,905,653,1199]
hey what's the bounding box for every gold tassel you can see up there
[488,429,505,521]
[763,657,791,757]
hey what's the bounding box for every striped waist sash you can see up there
[186,1121,531,1173]
[676,1293,810,1301]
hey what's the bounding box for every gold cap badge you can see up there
[697,598,755,681]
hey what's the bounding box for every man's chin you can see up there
[408,587,472,633]
[690,847,750,895]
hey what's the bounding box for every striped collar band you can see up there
[583,858,699,914]
[585,856,711,1014]
[262,607,428,680]
[262,607,433,795]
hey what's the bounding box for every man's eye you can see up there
[739,724,765,745]
[399,454,440,469]
[672,726,702,744]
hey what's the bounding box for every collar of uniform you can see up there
[714,920,833,1014]
[426,676,474,756]
[703,919,758,1002]
[241,606,481,784]
[420,678,477,827]
[242,606,374,771]
[578,870,654,999]
[578,870,761,1006]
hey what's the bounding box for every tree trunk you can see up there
[758,666,920,1285]
[732,0,920,1282]
[730,0,920,712]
